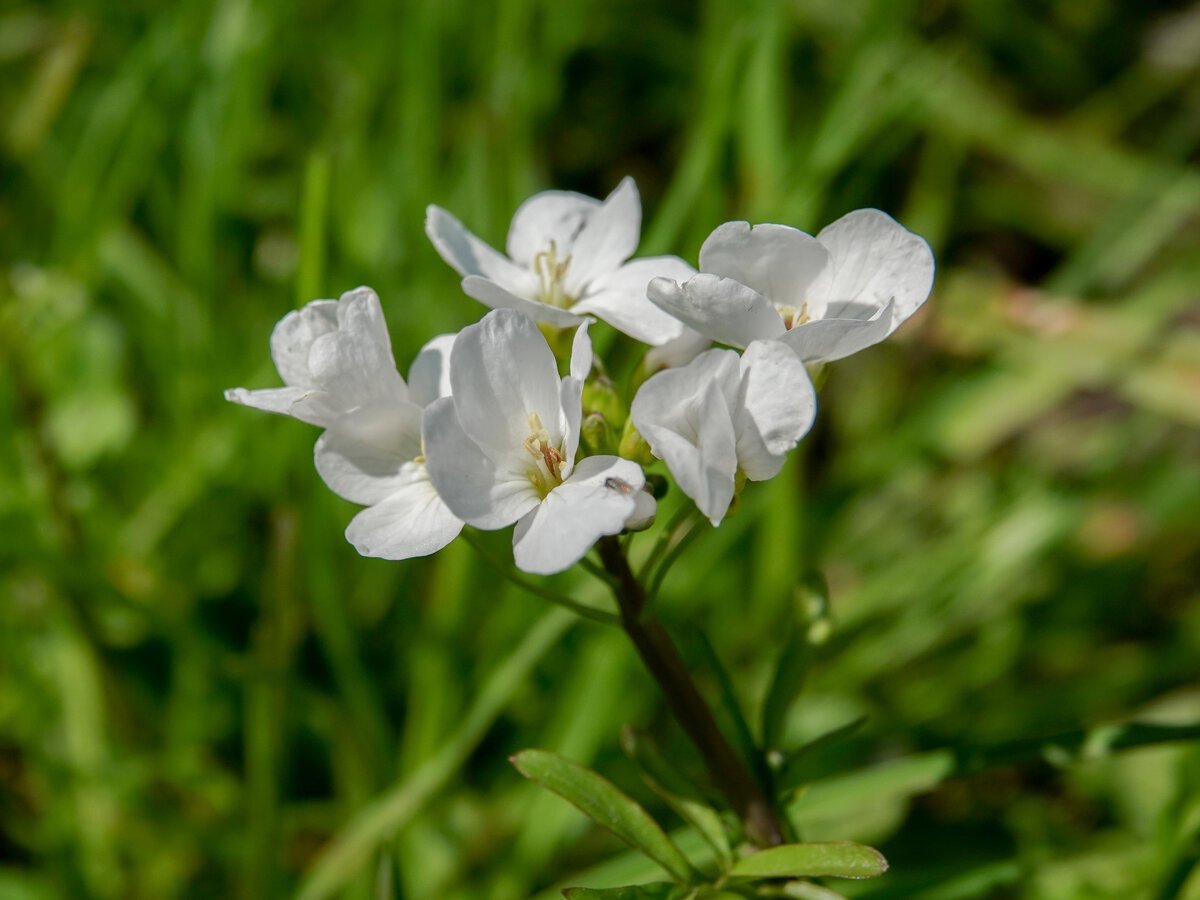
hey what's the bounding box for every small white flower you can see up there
[423,309,651,575]
[426,177,694,346]
[647,210,934,363]
[225,287,463,560]
[631,340,816,525]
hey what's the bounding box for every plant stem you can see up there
[596,536,786,848]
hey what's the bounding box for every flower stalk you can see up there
[596,536,787,848]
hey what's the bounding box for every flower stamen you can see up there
[777,302,810,330]
[523,411,565,496]
[533,240,574,309]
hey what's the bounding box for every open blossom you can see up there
[426,177,693,346]
[631,340,816,525]
[647,210,934,364]
[423,309,652,574]
[225,287,462,560]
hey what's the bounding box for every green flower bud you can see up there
[580,411,614,456]
[617,418,654,466]
[582,373,625,430]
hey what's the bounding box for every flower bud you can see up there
[617,419,654,466]
[582,373,625,429]
[580,411,614,456]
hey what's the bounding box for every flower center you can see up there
[777,302,811,330]
[533,241,574,309]
[522,411,565,498]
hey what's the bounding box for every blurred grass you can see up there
[2,0,1200,898]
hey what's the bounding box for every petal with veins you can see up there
[224,386,340,428]
[308,287,408,409]
[698,221,830,308]
[648,274,785,349]
[810,209,933,327]
[563,177,641,294]
[734,341,817,482]
[424,205,534,296]
[407,333,456,408]
[344,470,463,561]
[574,256,695,345]
[631,350,741,524]
[449,309,568,461]
[313,401,424,505]
[423,396,540,529]
[511,455,643,575]
[506,190,600,267]
[269,300,338,388]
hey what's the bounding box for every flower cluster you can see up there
[228,179,933,573]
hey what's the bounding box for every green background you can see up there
[2,0,1199,897]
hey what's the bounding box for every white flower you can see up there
[225,287,463,560]
[426,177,694,346]
[646,210,934,364]
[423,309,652,575]
[631,340,816,525]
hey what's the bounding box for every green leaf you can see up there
[620,726,732,869]
[563,885,692,900]
[761,574,830,752]
[511,749,697,883]
[776,717,869,797]
[729,842,888,880]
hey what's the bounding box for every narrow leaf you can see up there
[761,574,830,751]
[512,749,697,883]
[776,717,869,797]
[620,726,732,868]
[729,842,888,880]
[563,884,691,899]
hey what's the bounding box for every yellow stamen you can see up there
[533,240,574,309]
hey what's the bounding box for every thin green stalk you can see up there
[597,537,786,848]
[460,530,620,626]
[646,514,706,601]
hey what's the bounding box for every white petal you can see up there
[448,309,568,460]
[461,275,584,329]
[422,396,540,529]
[562,177,641,294]
[269,300,338,387]
[734,340,817,482]
[574,256,695,345]
[424,205,534,296]
[224,386,339,428]
[570,320,594,383]
[643,327,711,373]
[559,321,593,471]
[810,209,933,327]
[698,222,830,307]
[506,189,601,268]
[631,350,740,525]
[308,287,408,409]
[511,455,643,575]
[777,299,895,363]
[313,401,425,505]
[407,333,456,408]
[626,489,657,531]
[647,274,785,349]
[344,471,463,561]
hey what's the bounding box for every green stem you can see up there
[596,536,786,848]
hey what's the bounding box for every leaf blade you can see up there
[729,842,888,880]
[512,749,697,883]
